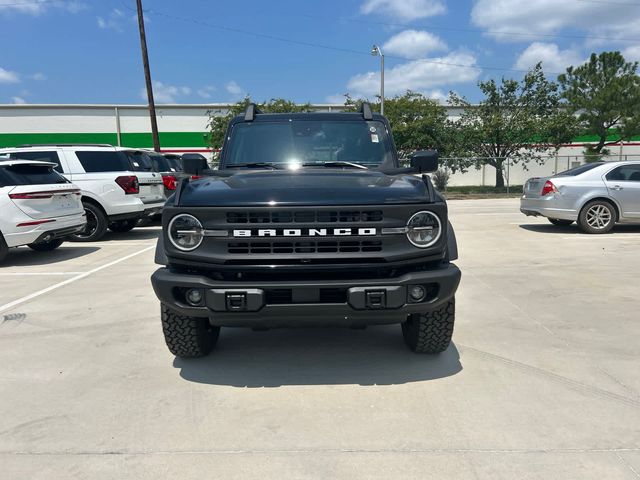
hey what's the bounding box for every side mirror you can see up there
[182,153,209,176]
[410,150,439,173]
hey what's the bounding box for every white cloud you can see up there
[11,96,26,104]
[360,0,445,21]
[0,0,86,15]
[31,72,46,81]
[514,42,583,74]
[623,45,640,62]
[226,81,244,96]
[0,67,19,84]
[197,86,216,99]
[325,93,348,104]
[97,8,125,32]
[471,0,640,41]
[141,81,192,103]
[347,51,480,98]
[383,30,447,59]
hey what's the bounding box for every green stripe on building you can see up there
[0,132,211,149]
[2,131,640,150]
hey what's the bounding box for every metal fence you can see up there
[430,155,640,190]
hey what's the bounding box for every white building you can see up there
[1,103,637,186]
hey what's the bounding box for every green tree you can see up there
[449,63,575,188]
[559,51,640,154]
[343,91,452,158]
[207,97,312,149]
[383,91,451,158]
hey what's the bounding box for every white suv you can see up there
[0,145,165,241]
[0,159,86,263]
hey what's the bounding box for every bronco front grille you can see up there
[226,210,383,224]
[227,240,383,255]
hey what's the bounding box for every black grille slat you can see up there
[227,210,383,224]
[227,240,382,255]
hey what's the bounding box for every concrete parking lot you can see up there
[0,198,638,479]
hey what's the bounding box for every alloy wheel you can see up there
[585,204,612,230]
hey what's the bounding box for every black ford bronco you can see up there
[151,103,461,358]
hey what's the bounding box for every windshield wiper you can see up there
[226,162,283,170]
[302,161,369,169]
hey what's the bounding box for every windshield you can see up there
[164,155,183,172]
[223,120,394,168]
[125,151,154,172]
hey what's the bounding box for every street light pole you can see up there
[371,45,385,116]
[136,0,161,152]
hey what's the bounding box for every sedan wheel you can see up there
[578,200,617,234]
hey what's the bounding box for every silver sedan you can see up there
[521,161,640,233]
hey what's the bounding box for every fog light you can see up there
[186,289,204,306]
[409,285,426,302]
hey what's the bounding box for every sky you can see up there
[2,0,640,105]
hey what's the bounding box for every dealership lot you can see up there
[0,198,638,479]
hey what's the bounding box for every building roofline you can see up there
[0,103,349,109]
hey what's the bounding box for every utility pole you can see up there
[136,0,161,152]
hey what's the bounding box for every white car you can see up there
[0,159,86,263]
[0,145,165,241]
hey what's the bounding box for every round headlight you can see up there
[406,211,442,248]
[168,214,204,251]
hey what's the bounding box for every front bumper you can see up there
[151,263,461,327]
[520,196,578,221]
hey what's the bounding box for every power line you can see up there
[149,9,563,76]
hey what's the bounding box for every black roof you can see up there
[231,111,385,124]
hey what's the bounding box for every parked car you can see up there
[162,153,184,173]
[0,145,166,240]
[521,161,640,233]
[0,159,86,263]
[122,149,188,197]
[151,103,461,358]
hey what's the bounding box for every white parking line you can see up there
[0,246,154,314]
[0,272,85,276]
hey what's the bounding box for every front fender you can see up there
[155,234,168,265]
[447,221,458,261]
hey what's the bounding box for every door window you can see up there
[606,165,640,182]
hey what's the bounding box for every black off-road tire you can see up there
[69,202,108,242]
[28,238,64,251]
[161,304,220,358]
[0,233,8,263]
[548,218,573,227]
[402,299,455,354]
[108,219,137,233]
[577,199,617,234]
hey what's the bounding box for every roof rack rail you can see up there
[244,103,262,122]
[360,102,373,120]
[16,143,115,148]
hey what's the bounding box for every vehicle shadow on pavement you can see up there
[102,228,161,241]
[518,224,640,235]
[1,246,99,267]
[173,326,462,387]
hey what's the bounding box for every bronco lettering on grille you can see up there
[233,228,377,238]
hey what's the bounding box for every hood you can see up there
[178,169,429,207]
